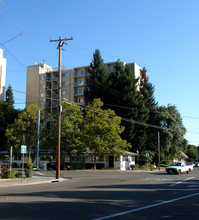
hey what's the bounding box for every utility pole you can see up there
[36,108,40,170]
[50,36,73,179]
[158,132,160,170]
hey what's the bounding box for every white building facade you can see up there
[0,49,6,101]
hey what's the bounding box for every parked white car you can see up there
[166,162,190,174]
[186,162,194,171]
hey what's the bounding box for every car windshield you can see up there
[171,162,181,166]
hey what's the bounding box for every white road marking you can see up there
[35,172,45,176]
[169,177,195,187]
[92,192,199,220]
[145,178,173,182]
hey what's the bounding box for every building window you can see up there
[75,89,84,94]
[123,156,128,161]
[62,73,68,77]
[62,81,68,87]
[107,65,113,73]
[75,97,84,103]
[40,76,46,80]
[62,90,67,96]
[98,155,104,161]
[75,79,84,85]
[75,70,84,76]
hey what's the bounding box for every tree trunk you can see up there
[94,155,97,170]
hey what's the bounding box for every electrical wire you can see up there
[0,0,24,45]
[64,100,168,131]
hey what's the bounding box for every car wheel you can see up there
[187,170,190,174]
[178,169,181,175]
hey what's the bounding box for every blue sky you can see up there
[1,0,199,145]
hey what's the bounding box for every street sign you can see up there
[21,145,27,154]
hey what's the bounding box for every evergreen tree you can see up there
[84,49,109,102]
[104,61,149,151]
[5,85,14,107]
[139,67,158,153]
[0,86,19,150]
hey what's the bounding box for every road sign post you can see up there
[145,151,150,169]
[21,145,27,181]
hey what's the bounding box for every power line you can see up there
[3,85,199,128]
[65,101,167,131]
[0,0,24,45]
[0,43,26,69]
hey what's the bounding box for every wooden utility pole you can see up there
[50,36,73,179]
[158,132,160,170]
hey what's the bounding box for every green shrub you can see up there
[15,172,22,178]
[1,168,18,179]
[25,158,33,178]
[130,164,136,170]
[7,170,18,179]
[1,168,23,179]
[1,168,9,178]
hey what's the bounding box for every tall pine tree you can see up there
[84,49,109,102]
[0,85,18,150]
[5,85,14,107]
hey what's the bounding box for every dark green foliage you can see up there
[15,172,22,178]
[85,52,151,152]
[1,168,21,179]
[5,85,14,107]
[85,49,109,102]
[186,147,198,160]
[81,99,131,169]
[0,85,19,149]
[146,105,187,164]
[85,49,187,163]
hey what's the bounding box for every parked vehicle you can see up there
[47,162,56,170]
[186,162,194,171]
[47,162,70,170]
[166,162,190,174]
[194,161,199,167]
[189,162,196,167]
[0,161,11,168]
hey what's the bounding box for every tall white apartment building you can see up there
[0,49,6,101]
[26,61,143,114]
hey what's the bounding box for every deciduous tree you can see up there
[81,99,131,169]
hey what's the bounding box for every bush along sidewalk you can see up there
[25,158,33,178]
[1,167,22,179]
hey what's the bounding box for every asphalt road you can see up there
[0,168,199,220]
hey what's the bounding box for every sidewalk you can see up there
[0,176,64,188]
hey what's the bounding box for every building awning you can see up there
[181,151,189,159]
[124,151,138,156]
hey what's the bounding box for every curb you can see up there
[0,177,64,187]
